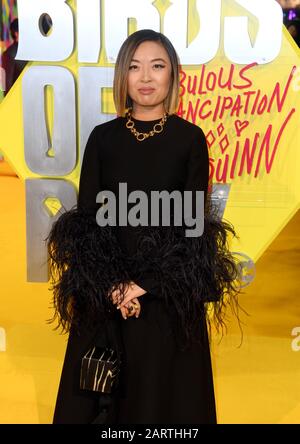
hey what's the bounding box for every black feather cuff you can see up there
[47,207,132,333]
[128,200,243,349]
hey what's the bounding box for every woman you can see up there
[48,29,241,424]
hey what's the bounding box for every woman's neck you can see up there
[131,106,166,121]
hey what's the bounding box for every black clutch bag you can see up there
[80,317,123,394]
[80,345,121,394]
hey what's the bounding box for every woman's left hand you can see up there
[119,297,141,319]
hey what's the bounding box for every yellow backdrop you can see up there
[0,0,299,423]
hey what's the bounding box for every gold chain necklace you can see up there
[125,108,168,142]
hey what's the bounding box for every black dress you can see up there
[49,113,236,424]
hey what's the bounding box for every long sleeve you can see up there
[47,126,132,332]
[77,127,102,215]
[184,126,209,217]
[128,125,241,348]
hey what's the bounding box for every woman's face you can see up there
[127,40,172,113]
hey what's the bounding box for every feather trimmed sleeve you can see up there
[129,126,242,348]
[47,126,132,332]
